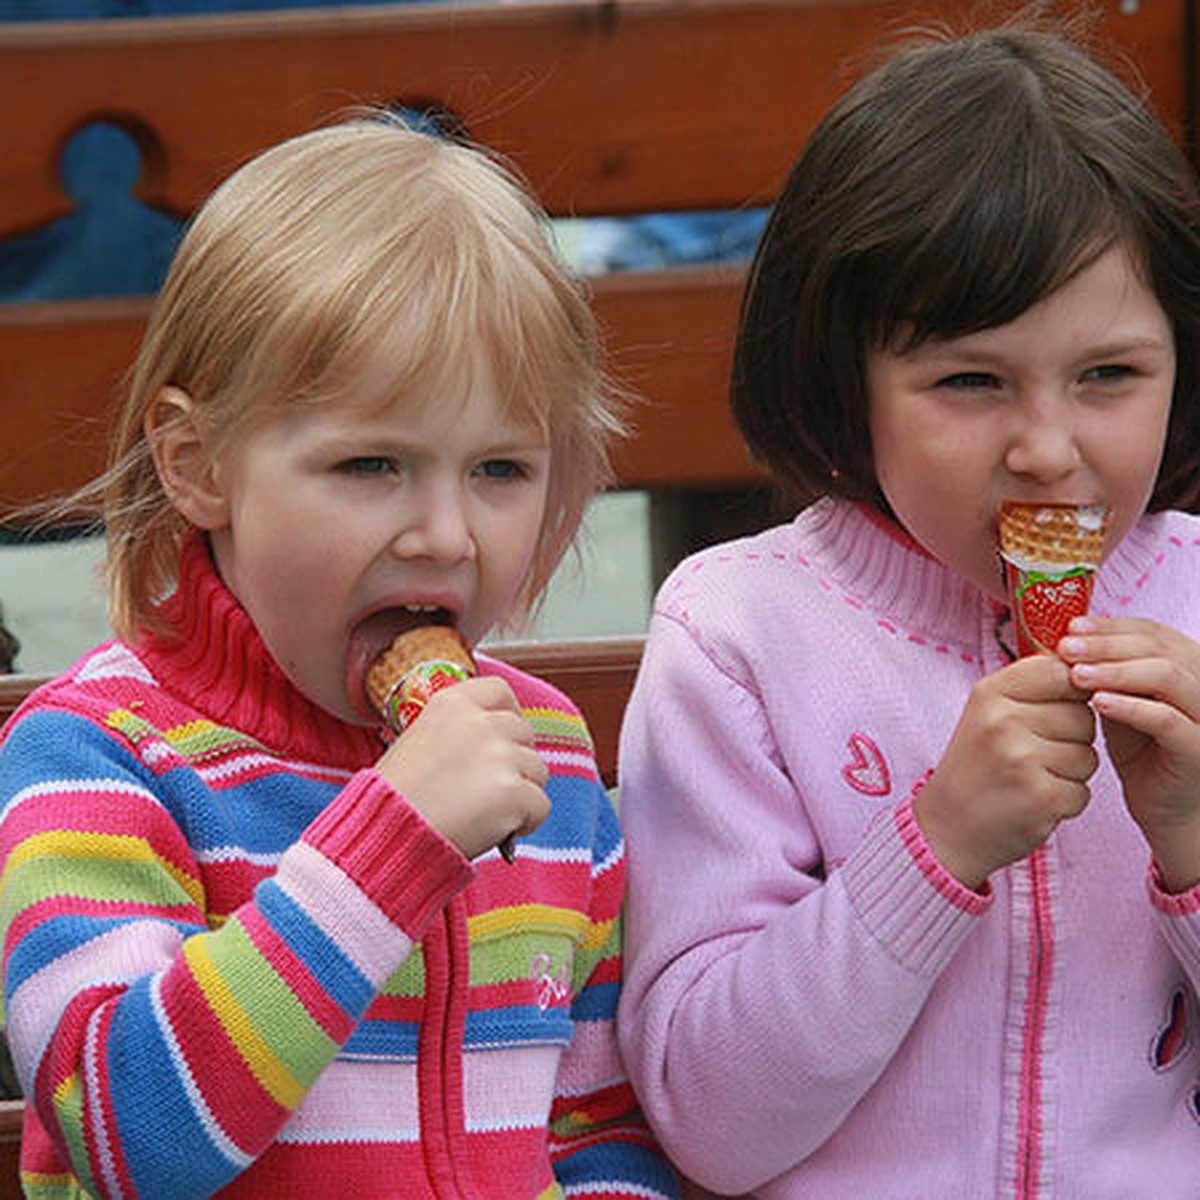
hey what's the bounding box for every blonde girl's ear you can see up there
[144,386,231,531]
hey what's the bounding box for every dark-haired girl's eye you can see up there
[938,371,1001,390]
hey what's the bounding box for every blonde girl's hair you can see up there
[102,113,623,639]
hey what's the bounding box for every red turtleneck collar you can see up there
[134,534,383,769]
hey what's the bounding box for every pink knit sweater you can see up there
[618,498,1200,1199]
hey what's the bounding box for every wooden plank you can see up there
[0,0,1184,236]
[0,269,758,513]
[0,1101,19,1200]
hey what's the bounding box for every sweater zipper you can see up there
[418,895,474,1198]
[1015,846,1053,1199]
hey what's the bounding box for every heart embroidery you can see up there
[842,733,891,796]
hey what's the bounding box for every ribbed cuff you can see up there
[303,769,473,938]
[840,796,990,978]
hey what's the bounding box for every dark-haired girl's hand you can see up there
[1059,616,1200,893]
[913,654,1098,889]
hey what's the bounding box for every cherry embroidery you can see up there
[841,733,892,797]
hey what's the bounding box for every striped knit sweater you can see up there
[0,539,676,1199]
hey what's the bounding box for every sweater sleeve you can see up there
[546,786,679,1199]
[616,613,987,1195]
[0,701,471,1198]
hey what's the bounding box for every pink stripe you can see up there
[893,797,991,915]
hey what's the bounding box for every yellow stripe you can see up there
[183,936,304,1110]
[468,903,590,943]
[2,831,204,909]
[579,916,616,952]
[52,1073,78,1109]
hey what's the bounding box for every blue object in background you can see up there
[0,0,767,300]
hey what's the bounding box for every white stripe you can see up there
[192,845,282,868]
[0,777,163,825]
[562,1186,674,1198]
[148,974,254,1168]
[195,753,352,787]
[541,749,597,773]
[512,844,591,866]
[84,1004,124,1199]
[76,645,155,685]
[593,839,624,879]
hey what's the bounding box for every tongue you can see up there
[346,609,448,719]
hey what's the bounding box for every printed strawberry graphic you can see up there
[1013,568,1094,656]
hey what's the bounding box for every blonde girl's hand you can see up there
[1058,617,1200,892]
[374,676,551,861]
[913,655,1098,890]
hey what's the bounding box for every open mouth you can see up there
[347,603,458,720]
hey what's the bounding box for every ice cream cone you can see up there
[365,625,517,864]
[998,501,1110,657]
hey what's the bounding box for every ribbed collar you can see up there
[134,535,383,769]
[797,498,1173,653]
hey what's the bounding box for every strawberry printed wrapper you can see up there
[1005,562,1095,658]
[997,501,1109,658]
[379,658,473,735]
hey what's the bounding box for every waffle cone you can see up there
[365,625,475,715]
[998,502,1109,571]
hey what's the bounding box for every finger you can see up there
[1072,657,1200,724]
[1043,739,1100,786]
[520,747,550,788]
[1062,617,1200,669]
[448,676,523,713]
[1026,699,1097,745]
[1091,689,1200,751]
[1000,654,1089,702]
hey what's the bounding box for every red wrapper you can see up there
[998,502,1109,657]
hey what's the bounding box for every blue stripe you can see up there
[256,879,374,1018]
[110,978,241,1199]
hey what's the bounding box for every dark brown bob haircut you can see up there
[731,24,1200,513]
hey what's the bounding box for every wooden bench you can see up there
[0,2,1192,1192]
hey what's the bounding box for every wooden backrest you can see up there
[0,0,1190,521]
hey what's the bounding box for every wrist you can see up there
[1144,819,1200,895]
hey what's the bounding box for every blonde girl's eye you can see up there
[474,458,529,482]
[336,456,396,477]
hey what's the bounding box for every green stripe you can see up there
[469,930,577,988]
[525,711,594,752]
[208,917,335,1086]
[1,856,197,927]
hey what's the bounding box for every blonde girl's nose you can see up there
[391,486,475,562]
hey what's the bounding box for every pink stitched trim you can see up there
[1147,860,1200,915]
[1014,848,1054,1200]
[894,787,991,915]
